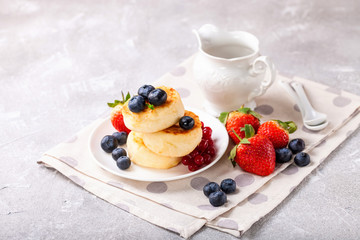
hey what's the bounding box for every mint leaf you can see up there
[146,103,154,110]
[219,112,229,125]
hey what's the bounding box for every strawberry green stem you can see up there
[219,112,229,125]
[274,120,297,134]
[231,128,242,142]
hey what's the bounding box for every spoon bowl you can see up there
[279,80,329,131]
[304,120,329,131]
[290,82,328,126]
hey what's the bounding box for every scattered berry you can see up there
[128,95,146,113]
[209,191,227,207]
[294,152,310,167]
[257,120,297,149]
[288,138,305,154]
[111,148,127,161]
[148,88,167,106]
[203,182,220,197]
[179,116,195,130]
[116,156,131,170]
[275,148,293,163]
[112,131,128,145]
[138,85,155,99]
[100,135,118,153]
[220,178,236,194]
[221,107,261,144]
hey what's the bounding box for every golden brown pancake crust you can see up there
[163,110,201,134]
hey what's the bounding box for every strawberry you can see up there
[219,107,261,144]
[257,120,297,149]
[229,124,275,176]
[108,92,131,134]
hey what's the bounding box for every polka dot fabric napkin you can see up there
[38,56,360,238]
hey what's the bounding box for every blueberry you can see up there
[148,88,167,106]
[116,156,131,170]
[179,116,195,130]
[100,135,118,153]
[203,182,220,197]
[138,85,155,99]
[209,191,227,207]
[288,138,305,154]
[275,148,293,163]
[220,178,236,194]
[294,152,310,167]
[128,95,146,113]
[112,131,128,145]
[112,148,127,161]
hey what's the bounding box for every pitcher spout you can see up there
[193,24,219,50]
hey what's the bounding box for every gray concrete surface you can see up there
[1,0,359,239]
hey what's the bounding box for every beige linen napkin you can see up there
[38,56,360,238]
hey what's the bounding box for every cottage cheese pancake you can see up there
[122,86,185,133]
[139,110,202,157]
[127,131,182,169]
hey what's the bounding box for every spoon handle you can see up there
[290,82,317,117]
[278,80,305,115]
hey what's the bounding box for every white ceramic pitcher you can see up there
[193,24,276,116]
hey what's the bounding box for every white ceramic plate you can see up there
[88,107,229,182]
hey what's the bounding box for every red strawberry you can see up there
[108,92,131,134]
[257,120,297,149]
[229,124,275,176]
[219,107,261,144]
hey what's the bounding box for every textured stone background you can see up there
[0,0,359,239]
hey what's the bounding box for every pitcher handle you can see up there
[248,56,276,100]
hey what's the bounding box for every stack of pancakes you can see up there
[122,86,203,169]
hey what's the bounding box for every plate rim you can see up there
[88,107,229,182]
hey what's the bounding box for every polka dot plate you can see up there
[88,107,229,182]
